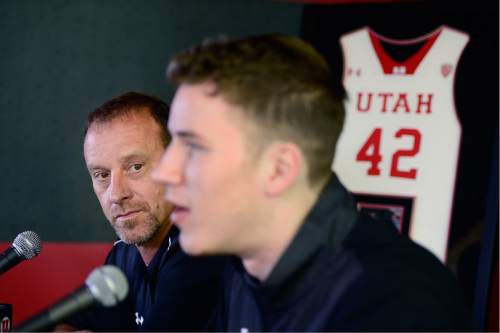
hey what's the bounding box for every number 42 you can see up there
[356,128,421,179]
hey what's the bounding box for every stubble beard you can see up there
[113,213,162,246]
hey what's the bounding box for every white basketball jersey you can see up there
[334,26,469,261]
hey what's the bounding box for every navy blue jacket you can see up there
[211,174,471,331]
[66,227,225,331]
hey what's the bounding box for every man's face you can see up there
[84,112,173,245]
[153,82,263,256]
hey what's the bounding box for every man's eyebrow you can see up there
[173,130,204,142]
[86,153,149,172]
[118,153,149,164]
[86,165,106,174]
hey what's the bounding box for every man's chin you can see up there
[116,229,152,246]
[117,234,138,245]
[179,234,211,256]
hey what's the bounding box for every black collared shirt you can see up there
[66,226,225,332]
[211,173,471,331]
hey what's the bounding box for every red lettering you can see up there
[357,92,372,112]
[355,92,433,115]
[416,93,433,114]
[390,128,421,179]
[356,128,382,176]
[377,92,393,113]
[392,93,410,113]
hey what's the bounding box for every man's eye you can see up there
[185,141,204,153]
[93,171,109,181]
[129,164,144,172]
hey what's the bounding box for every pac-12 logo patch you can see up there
[441,63,453,77]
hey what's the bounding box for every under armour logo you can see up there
[240,328,249,333]
[135,312,144,326]
[392,66,406,75]
[347,68,362,77]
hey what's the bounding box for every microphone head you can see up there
[85,265,129,307]
[12,231,42,259]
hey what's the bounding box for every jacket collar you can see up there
[244,173,358,302]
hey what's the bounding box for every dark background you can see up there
[0,0,303,242]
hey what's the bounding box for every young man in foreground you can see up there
[153,35,470,331]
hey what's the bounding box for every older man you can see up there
[57,92,224,332]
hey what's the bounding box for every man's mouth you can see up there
[115,210,142,221]
[171,205,190,224]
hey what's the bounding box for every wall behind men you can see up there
[0,0,302,325]
[0,0,302,242]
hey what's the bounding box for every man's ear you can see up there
[262,142,304,197]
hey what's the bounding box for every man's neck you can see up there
[241,185,321,282]
[136,222,173,266]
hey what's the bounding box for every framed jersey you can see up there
[333,25,469,261]
[299,1,498,330]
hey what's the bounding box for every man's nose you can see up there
[109,172,132,204]
[152,144,184,186]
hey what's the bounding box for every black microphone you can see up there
[0,231,42,275]
[15,265,129,332]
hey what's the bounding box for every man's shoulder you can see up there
[327,214,471,331]
[338,213,458,289]
[105,240,139,267]
[110,239,135,253]
[157,248,230,280]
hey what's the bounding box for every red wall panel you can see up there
[0,242,112,326]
